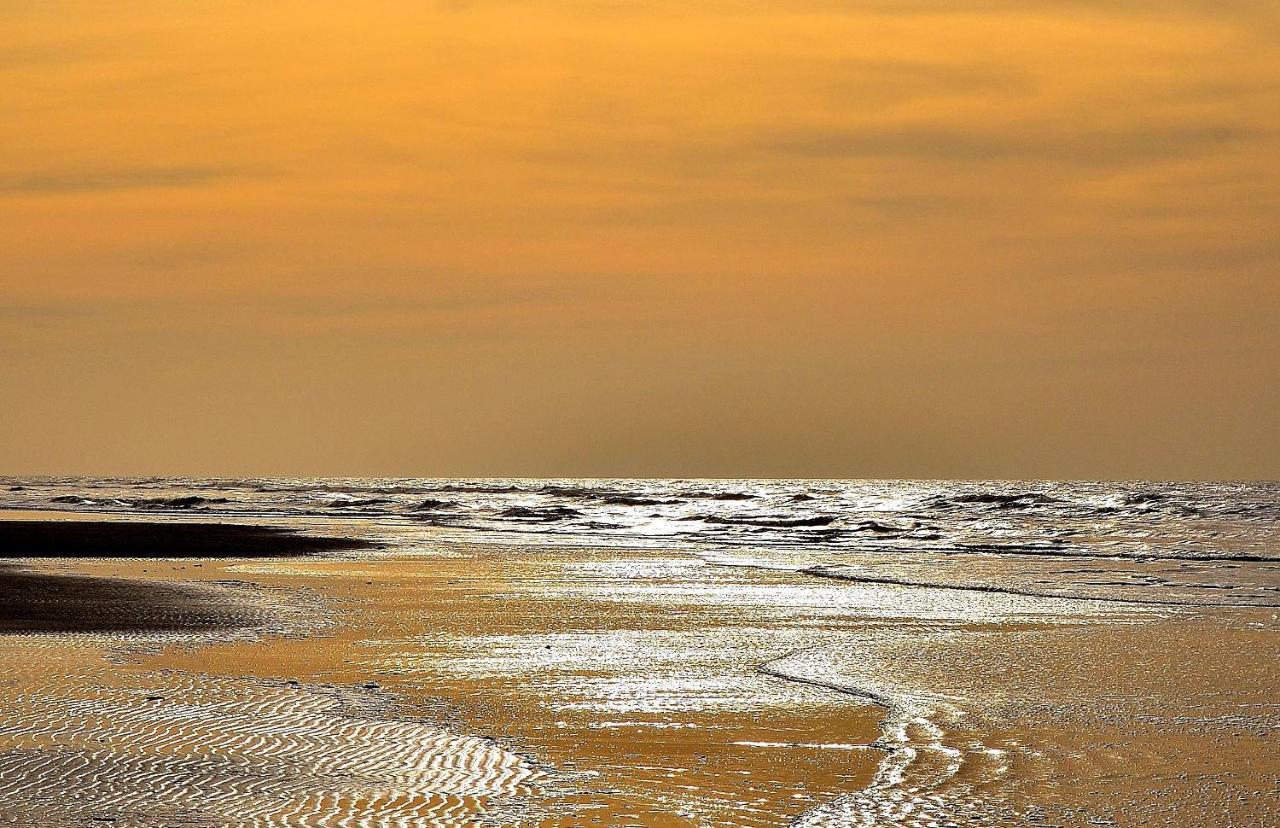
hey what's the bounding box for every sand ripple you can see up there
[0,642,543,827]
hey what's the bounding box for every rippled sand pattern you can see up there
[1,502,1276,827]
[778,615,1280,828]
[220,552,891,826]
[0,638,543,826]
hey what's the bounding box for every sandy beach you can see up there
[0,508,1275,826]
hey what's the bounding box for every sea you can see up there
[2,477,1276,608]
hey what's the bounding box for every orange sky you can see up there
[2,1,1277,477]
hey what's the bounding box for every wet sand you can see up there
[0,516,1276,825]
[0,519,375,559]
[0,520,374,634]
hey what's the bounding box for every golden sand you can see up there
[0,520,1275,826]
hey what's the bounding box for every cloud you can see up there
[761,124,1251,165]
[0,269,641,332]
[0,166,240,195]
[0,299,97,322]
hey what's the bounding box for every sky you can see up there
[2,1,1277,478]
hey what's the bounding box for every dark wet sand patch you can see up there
[0,521,374,634]
[0,566,259,633]
[0,520,375,558]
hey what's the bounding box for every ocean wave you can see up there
[601,496,685,506]
[499,505,583,522]
[327,497,393,508]
[700,515,837,528]
[922,491,1064,510]
[410,498,456,511]
[687,491,758,501]
[131,496,231,509]
[8,479,1278,569]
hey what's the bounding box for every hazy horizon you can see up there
[3,473,1277,484]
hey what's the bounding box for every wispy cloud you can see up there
[762,124,1251,165]
[0,166,241,195]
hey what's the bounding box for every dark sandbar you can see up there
[0,520,375,559]
[0,520,375,634]
[0,567,260,633]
